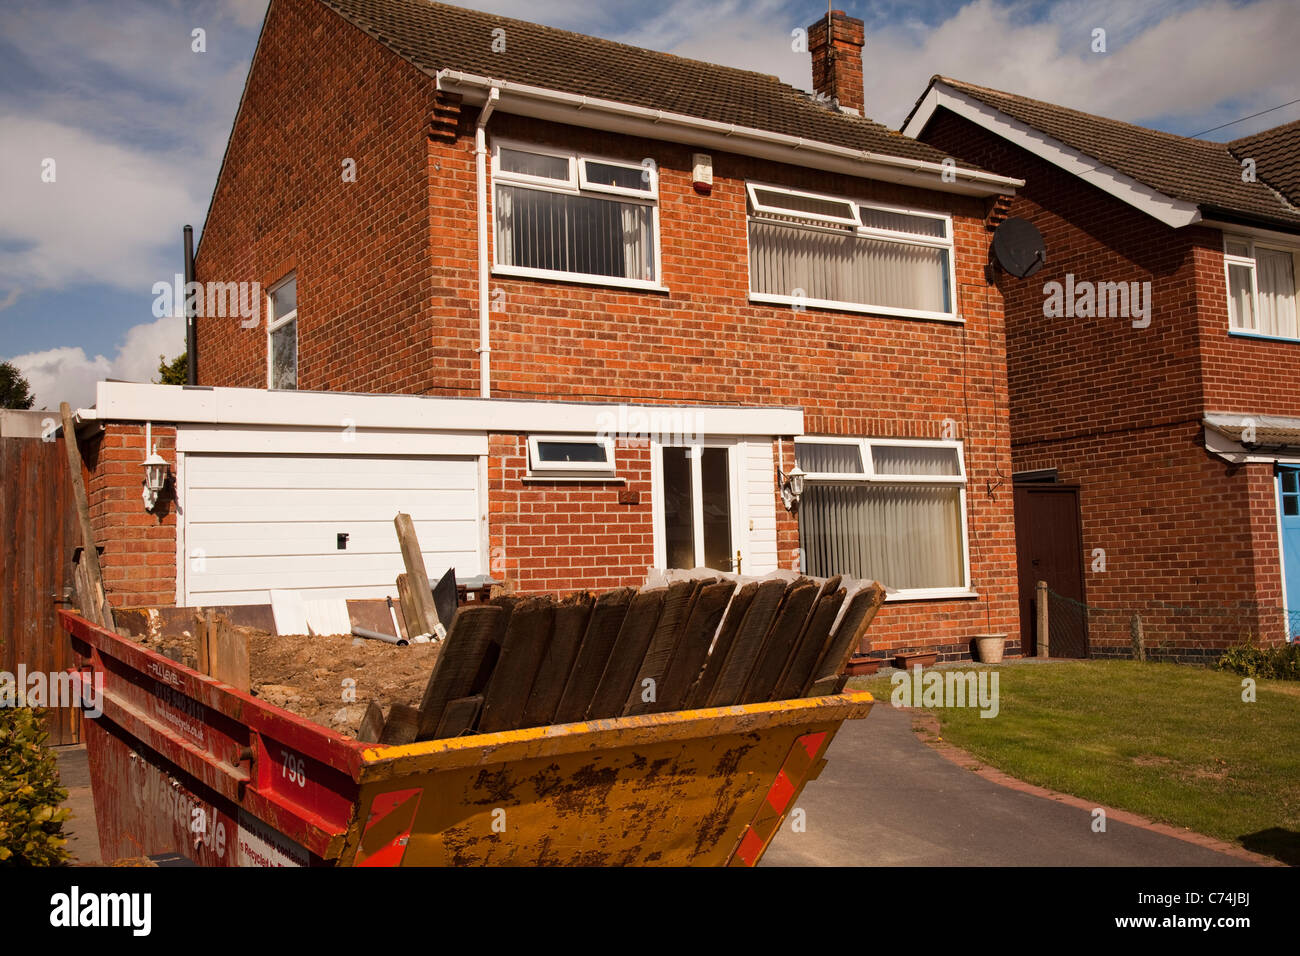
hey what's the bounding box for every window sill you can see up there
[493,265,669,294]
[884,588,979,602]
[521,475,627,484]
[748,292,961,323]
[1228,329,1300,345]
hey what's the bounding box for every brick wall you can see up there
[83,423,178,608]
[187,0,1020,653]
[921,109,1290,653]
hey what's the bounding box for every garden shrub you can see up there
[1216,641,1300,681]
[0,707,71,865]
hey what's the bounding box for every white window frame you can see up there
[746,183,959,323]
[526,434,617,478]
[266,273,297,391]
[650,437,746,572]
[1223,233,1300,340]
[492,139,665,292]
[794,436,973,600]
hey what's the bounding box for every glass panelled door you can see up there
[658,444,737,571]
[1279,467,1300,640]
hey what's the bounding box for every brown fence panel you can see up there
[0,434,81,744]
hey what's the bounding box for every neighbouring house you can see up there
[905,76,1300,661]
[73,1,1027,662]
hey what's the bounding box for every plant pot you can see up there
[973,633,1006,664]
[894,650,938,670]
[844,654,882,676]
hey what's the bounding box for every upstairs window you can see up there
[747,183,955,320]
[493,143,660,290]
[267,273,297,390]
[795,437,969,597]
[1225,235,1299,340]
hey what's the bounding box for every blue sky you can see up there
[2,0,1297,408]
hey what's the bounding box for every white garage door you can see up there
[181,453,482,605]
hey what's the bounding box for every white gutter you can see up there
[476,86,501,398]
[436,70,1023,198]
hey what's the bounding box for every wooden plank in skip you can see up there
[434,695,485,738]
[646,579,737,714]
[772,586,846,701]
[618,580,703,717]
[414,604,505,740]
[211,614,250,693]
[478,598,555,733]
[552,587,634,724]
[380,703,421,745]
[585,587,668,720]
[521,591,594,728]
[702,578,788,708]
[740,582,819,704]
[804,582,886,697]
[60,402,111,629]
[357,702,385,743]
[393,513,439,637]
[686,581,760,708]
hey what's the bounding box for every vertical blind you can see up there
[796,440,967,591]
[798,483,964,590]
[495,184,655,282]
[748,220,951,313]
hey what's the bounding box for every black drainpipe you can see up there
[183,224,197,386]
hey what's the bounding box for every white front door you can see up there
[652,441,743,572]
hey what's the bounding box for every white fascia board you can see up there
[436,70,1023,199]
[81,382,803,438]
[903,85,1202,229]
[1201,219,1300,244]
[1204,421,1300,465]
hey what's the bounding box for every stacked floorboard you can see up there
[359,575,885,745]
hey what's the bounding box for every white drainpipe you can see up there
[475,86,500,399]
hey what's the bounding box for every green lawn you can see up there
[848,660,1300,863]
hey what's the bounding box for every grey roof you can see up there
[910,76,1300,229]
[320,0,960,167]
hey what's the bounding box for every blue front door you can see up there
[1279,467,1300,640]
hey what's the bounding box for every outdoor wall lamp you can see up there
[779,465,805,512]
[142,422,169,512]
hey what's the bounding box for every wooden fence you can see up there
[0,434,81,744]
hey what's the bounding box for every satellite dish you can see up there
[992,217,1046,278]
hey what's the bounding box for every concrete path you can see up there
[763,703,1257,867]
[54,745,101,865]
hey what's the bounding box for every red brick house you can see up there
[905,77,1300,660]
[74,2,1026,662]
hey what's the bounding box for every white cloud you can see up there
[9,314,184,410]
[864,0,1300,130]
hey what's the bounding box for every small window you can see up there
[527,435,616,476]
[267,273,297,390]
[580,159,653,195]
[498,147,572,183]
[795,441,865,475]
[747,184,859,227]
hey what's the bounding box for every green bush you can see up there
[1216,641,1300,681]
[0,707,71,865]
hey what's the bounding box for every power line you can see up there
[1188,96,1300,139]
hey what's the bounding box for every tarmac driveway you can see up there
[762,702,1256,867]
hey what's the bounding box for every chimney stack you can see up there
[808,9,865,115]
